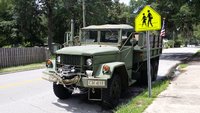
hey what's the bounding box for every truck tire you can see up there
[102,74,121,108]
[53,83,72,99]
[138,62,154,85]
[152,60,159,81]
[139,63,147,85]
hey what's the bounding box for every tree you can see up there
[1,0,198,48]
[129,0,147,26]
[108,0,130,24]
[145,0,198,43]
[14,0,45,47]
[40,0,55,53]
[39,0,68,53]
[174,3,194,42]
[0,0,19,47]
[86,0,112,25]
[193,24,200,40]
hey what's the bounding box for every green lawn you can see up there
[195,50,200,56]
[115,80,170,113]
[0,62,45,74]
[179,63,188,69]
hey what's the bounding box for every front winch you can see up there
[42,64,83,86]
[57,65,79,79]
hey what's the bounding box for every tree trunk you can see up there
[46,0,54,54]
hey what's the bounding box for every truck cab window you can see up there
[101,31,118,43]
[84,31,98,43]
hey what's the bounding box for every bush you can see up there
[163,40,174,48]
[174,39,183,47]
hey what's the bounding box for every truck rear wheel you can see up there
[102,74,121,108]
[138,62,154,85]
[152,60,159,81]
[53,83,72,99]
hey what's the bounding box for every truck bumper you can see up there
[42,70,108,88]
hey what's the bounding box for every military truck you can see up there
[43,24,162,107]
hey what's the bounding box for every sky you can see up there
[119,0,130,5]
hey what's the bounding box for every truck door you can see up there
[120,31,134,84]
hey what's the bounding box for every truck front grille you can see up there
[61,55,81,66]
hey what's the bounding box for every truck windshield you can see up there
[82,30,119,43]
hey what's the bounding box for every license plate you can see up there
[88,80,105,87]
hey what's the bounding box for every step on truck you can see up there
[42,24,163,108]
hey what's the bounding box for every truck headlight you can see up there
[86,58,92,66]
[57,56,61,63]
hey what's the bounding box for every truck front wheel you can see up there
[102,74,121,108]
[53,83,72,99]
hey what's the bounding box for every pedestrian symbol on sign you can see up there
[147,10,153,27]
[142,13,147,27]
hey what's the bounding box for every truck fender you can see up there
[94,62,127,79]
[50,59,56,70]
[95,62,129,92]
[43,59,56,75]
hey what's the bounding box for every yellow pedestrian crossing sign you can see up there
[135,5,161,32]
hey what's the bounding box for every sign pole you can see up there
[134,5,161,98]
[146,31,152,97]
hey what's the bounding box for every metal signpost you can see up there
[135,5,161,97]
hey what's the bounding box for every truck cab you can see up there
[43,24,162,107]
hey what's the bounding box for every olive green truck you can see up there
[42,24,162,107]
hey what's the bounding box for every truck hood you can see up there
[56,45,119,55]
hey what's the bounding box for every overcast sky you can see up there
[119,0,130,5]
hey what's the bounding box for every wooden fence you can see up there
[0,47,50,68]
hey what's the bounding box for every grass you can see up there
[193,50,200,57]
[182,49,200,67]
[0,62,45,74]
[179,64,188,69]
[189,49,200,59]
[195,50,200,56]
[115,80,170,113]
[191,50,200,57]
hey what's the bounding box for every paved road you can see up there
[0,47,199,113]
[157,47,199,79]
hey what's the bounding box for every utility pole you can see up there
[82,0,86,27]
[173,31,175,48]
[71,19,74,41]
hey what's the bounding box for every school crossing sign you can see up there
[135,5,161,32]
